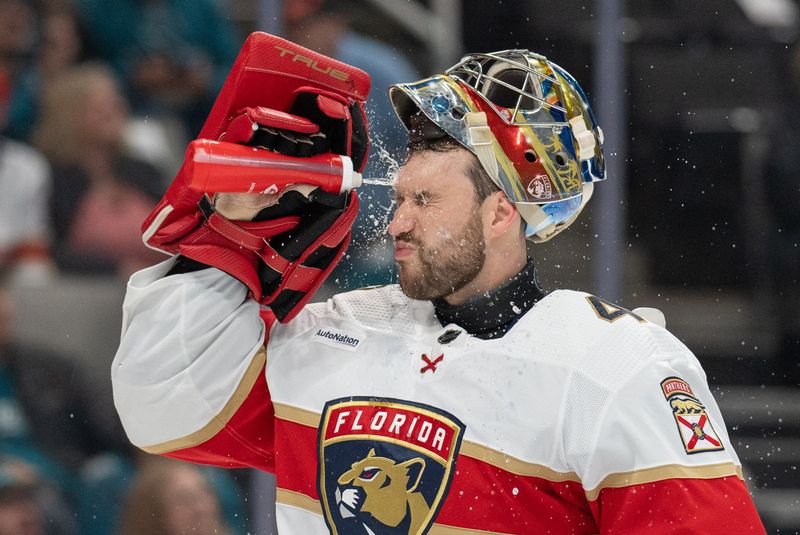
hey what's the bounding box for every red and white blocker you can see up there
[141,32,370,322]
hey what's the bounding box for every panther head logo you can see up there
[526,174,553,200]
[670,397,705,415]
[335,448,430,535]
[318,398,465,535]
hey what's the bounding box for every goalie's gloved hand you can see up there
[255,186,357,320]
[151,91,364,321]
[141,32,370,322]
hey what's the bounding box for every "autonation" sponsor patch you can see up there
[312,328,363,351]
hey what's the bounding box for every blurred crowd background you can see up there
[0,0,797,533]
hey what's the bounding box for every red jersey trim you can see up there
[585,461,744,501]
[428,526,518,535]
[141,347,267,454]
[590,475,766,533]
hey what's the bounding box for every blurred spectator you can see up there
[0,274,136,533]
[0,456,76,535]
[75,0,240,137]
[0,0,36,94]
[0,486,43,535]
[1,272,133,534]
[0,0,55,284]
[0,95,55,284]
[32,62,165,277]
[0,462,45,535]
[4,2,87,142]
[118,457,243,535]
[765,43,800,386]
[0,274,129,473]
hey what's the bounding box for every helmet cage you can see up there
[446,50,569,127]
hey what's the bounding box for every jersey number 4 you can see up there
[586,295,645,323]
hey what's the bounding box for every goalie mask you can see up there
[389,50,606,242]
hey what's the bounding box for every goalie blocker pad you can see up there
[141,32,371,322]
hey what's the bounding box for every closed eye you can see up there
[413,192,430,207]
[394,189,438,209]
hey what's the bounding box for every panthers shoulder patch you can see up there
[317,397,465,535]
[661,377,724,455]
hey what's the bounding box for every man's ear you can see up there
[483,191,521,238]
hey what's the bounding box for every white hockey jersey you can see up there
[112,259,765,534]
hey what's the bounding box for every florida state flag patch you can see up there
[661,377,724,454]
[317,397,465,535]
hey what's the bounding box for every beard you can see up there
[395,214,486,300]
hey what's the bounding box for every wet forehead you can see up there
[394,150,476,199]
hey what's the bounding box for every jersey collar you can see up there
[431,258,545,340]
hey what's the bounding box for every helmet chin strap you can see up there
[517,203,556,241]
[518,182,595,243]
[465,111,502,188]
[569,115,597,161]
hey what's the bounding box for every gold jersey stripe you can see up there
[275,488,518,535]
[459,441,580,482]
[140,348,267,454]
[429,524,518,535]
[584,462,744,501]
[276,488,322,514]
[272,402,579,481]
[274,401,321,427]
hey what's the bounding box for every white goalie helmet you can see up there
[389,50,606,242]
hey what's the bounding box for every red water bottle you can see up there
[185,139,362,194]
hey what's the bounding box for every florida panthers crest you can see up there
[317,397,465,535]
[661,377,724,454]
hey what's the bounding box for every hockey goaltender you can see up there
[112,33,766,534]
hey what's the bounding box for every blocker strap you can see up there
[261,189,358,299]
[192,194,355,297]
[197,196,299,251]
[196,196,296,276]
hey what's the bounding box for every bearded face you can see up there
[388,150,488,301]
[394,213,485,300]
